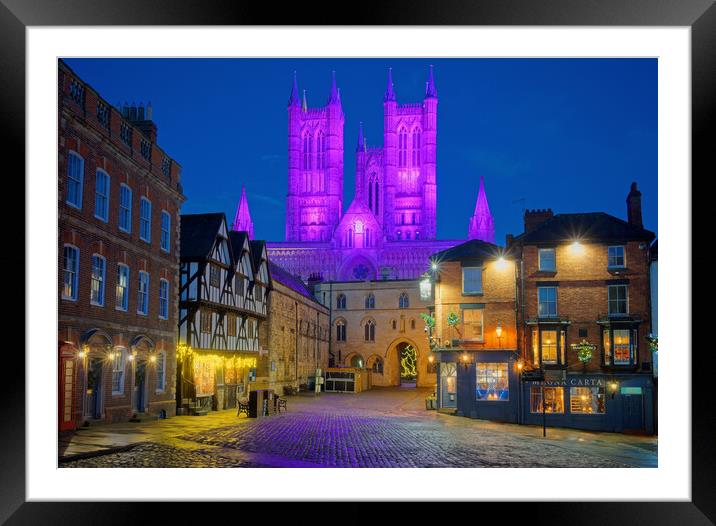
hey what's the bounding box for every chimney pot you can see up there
[626,181,643,228]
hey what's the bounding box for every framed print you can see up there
[5,0,714,522]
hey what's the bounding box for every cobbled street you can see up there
[61,387,657,468]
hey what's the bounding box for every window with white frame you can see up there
[603,328,636,365]
[116,264,130,311]
[139,197,152,242]
[538,248,556,271]
[62,245,79,300]
[66,152,84,208]
[608,245,626,268]
[476,362,509,401]
[608,285,628,316]
[94,169,110,222]
[112,349,125,394]
[160,211,171,252]
[119,184,132,232]
[156,351,166,392]
[538,286,558,317]
[462,308,484,341]
[90,255,106,306]
[462,267,483,294]
[137,271,149,315]
[159,279,169,319]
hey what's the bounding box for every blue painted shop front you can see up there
[436,350,520,423]
[436,350,655,434]
[521,373,655,435]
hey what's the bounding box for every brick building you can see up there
[429,239,519,419]
[313,279,436,389]
[509,182,656,433]
[58,60,185,430]
[257,263,330,394]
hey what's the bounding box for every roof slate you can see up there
[179,213,225,259]
[512,212,655,244]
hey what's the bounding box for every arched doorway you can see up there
[80,329,113,421]
[396,342,418,388]
[130,335,154,414]
[345,352,365,368]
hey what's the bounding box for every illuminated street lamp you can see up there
[496,324,503,348]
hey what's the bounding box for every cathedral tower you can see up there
[382,66,438,241]
[286,71,344,242]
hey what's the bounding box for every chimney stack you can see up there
[523,209,554,233]
[123,101,158,143]
[626,182,643,228]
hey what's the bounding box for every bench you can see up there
[237,398,249,417]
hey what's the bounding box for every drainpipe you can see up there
[295,301,299,384]
[327,282,333,367]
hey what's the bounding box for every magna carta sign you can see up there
[528,377,606,387]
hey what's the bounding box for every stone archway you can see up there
[344,352,365,368]
[385,337,421,388]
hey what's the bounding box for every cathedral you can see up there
[234,67,495,281]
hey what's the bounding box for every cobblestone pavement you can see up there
[62,387,657,468]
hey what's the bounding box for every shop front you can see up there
[177,345,258,414]
[435,350,520,421]
[520,373,655,434]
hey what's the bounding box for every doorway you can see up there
[621,388,644,431]
[440,362,457,408]
[134,361,147,413]
[397,342,417,387]
[85,358,103,419]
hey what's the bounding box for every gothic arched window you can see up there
[335,319,346,341]
[398,127,408,168]
[302,131,312,172]
[336,294,346,310]
[364,319,376,342]
[399,292,410,309]
[316,130,326,170]
[412,128,421,167]
[368,180,373,210]
[365,294,375,309]
[374,182,380,215]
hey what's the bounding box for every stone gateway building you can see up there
[313,280,436,389]
[58,60,185,429]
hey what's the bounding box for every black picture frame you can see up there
[4,0,712,522]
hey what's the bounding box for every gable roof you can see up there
[227,230,250,262]
[179,213,226,260]
[249,240,267,271]
[268,261,318,303]
[512,212,655,245]
[431,238,504,263]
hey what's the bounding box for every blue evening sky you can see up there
[63,58,657,242]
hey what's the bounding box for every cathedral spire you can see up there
[328,70,340,104]
[233,185,255,240]
[425,64,437,98]
[468,176,495,243]
[302,89,308,112]
[356,122,365,152]
[384,67,396,102]
[288,71,300,107]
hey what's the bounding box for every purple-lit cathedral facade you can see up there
[237,67,495,281]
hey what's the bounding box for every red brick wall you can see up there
[520,240,652,371]
[58,61,185,426]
